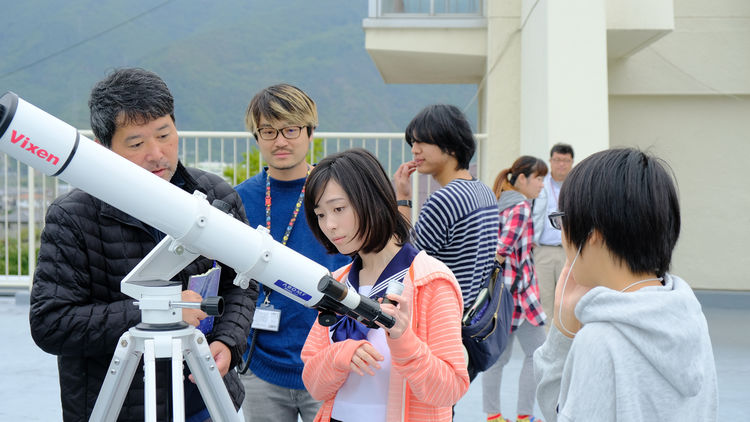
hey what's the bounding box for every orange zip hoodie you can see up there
[301,251,470,422]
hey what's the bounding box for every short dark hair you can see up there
[404,104,475,170]
[559,148,680,277]
[89,67,175,148]
[550,143,574,159]
[304,148,410,255]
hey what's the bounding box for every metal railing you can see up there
[0,130,486,291]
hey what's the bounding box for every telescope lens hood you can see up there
[0,91,19,139]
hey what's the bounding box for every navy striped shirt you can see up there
[412,179,500,307]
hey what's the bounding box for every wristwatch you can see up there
[397,199,412,208]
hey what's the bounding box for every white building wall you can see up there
[608,0,750,290]
[609,2,750,95]
[363,0,749,290]
[609,96,750,290]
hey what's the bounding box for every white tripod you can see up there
[88,234,241,422]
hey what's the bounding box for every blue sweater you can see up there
[234,168,350,389]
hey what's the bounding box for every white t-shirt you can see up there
[330,285,391,422]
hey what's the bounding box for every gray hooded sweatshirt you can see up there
[497,189,526,214]
[534,274,718,421]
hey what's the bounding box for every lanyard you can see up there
[548,177,560,205]
[265,168,310,246]
[262,168,310,303]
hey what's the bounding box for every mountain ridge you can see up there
[1,1,477,133]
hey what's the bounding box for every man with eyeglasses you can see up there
[233,84,350,422]
[531,143,574,329]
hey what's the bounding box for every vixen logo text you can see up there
[10,129,60,165]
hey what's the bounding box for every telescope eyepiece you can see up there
[201,296,224,316]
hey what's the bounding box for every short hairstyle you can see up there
[89,67,175,148]
[245,84,318,140]
[559,148,680,277]
[304,148,410,255]
[492,155,548,198]
[550,143,574,159]
[404,104,475,170]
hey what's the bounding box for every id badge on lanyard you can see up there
[251,291,281,332]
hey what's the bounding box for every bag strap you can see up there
[485,261,502,290]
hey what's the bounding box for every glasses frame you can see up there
[256,125,307,141]
[550,158,573,164]
[548,211,565,230]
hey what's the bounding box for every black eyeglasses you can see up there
[257,126,306,141]
[548,211,564,230]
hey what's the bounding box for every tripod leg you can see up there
[183,331,240,422]
[172,338,185,422]
[89,332,142,422]
[144,339,157,422]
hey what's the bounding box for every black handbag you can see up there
[461,263,513,375]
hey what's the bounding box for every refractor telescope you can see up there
[0,91,394,330]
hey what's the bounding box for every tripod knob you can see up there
[201,296,224,316]
[318,310,338,327]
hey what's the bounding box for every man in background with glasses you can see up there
[234,84,349,422]
[531,143,574,328]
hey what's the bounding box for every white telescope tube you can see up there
[0,92,395,327]
[0,92,324,307]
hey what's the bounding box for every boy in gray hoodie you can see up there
[533,148,718,421]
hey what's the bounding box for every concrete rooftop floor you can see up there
[1,290,748,421]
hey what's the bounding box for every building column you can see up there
[520,0,609,161]
[479,1,522,184]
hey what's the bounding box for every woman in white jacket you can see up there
[533,148,718,422]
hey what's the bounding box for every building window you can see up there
[379,0,483,16]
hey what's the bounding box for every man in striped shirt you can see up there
[394,104,500,315]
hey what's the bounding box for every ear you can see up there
[588,229,606,247]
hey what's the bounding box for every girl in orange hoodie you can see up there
[300,148,470,422]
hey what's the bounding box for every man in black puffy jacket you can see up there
[29,67,258,422]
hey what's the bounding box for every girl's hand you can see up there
[350,342,384,376]
[378,292,411,340]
